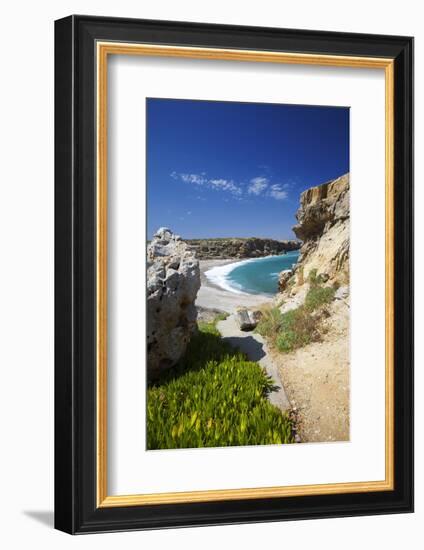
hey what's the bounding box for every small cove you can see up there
[205,250,300,296]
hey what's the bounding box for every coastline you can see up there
[196,259,273,314]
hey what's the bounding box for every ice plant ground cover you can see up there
[147,317,293,449]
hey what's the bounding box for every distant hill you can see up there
[186,237,301,260]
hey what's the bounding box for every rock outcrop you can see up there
[147,228,200,379]
[282,174,349,294]
[234,308,263,331]
[274,175,350,443]
[187,237,300,260]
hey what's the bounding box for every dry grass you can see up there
[256,279,335,354]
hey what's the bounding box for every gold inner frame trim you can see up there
[96,42,395,508]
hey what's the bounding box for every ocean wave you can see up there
[204,255,280,295]
[204,260,251,295]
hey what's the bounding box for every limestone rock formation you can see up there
[147,228,201,379]
[292,174,349,242]
[285,174,350,293]
[234,308,263,331]
[274,176,350,443]
[186,237,300,260]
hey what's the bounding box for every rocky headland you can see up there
[187,237,300,260]
[273,173,350,442]
[147,227,201,379]
[279,173,349,296]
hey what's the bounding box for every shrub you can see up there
[255,307,284,341]
[308,268,326,287]
[275,308,317,353]
[197,320,221,336]
[147,319,293,449]
[305,285,335,311]
[197,311,229,336]
[258,282,335,354]
[215,311,230,322]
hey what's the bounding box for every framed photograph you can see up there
[54,15,413,534]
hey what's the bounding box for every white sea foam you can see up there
[205,255,278,295]
[204,261,250,295]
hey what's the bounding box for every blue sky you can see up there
[147,98,349,240]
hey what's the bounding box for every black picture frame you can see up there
[55,15,414,534]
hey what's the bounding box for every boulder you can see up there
[147,228,201,379]
[250,309,263,324]
[234,308,262,331]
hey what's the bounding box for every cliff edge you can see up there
[274,174,350,442]
[279,173,349,294]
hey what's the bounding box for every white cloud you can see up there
[268,184,288,200]
[209,178,242,195]
[179,173,207,185]
[171,172,288,201]
[172,172,242,197]
[248,177,268,195]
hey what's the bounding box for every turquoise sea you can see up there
[206,250,300,296]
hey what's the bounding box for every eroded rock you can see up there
[147,228,201,379]
[234,308,263,331]
[278,174,350,296]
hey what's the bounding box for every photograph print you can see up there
[146,98,350,450]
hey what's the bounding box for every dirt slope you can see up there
[274,299,350,442]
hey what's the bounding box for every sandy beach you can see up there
[196,259,273,314]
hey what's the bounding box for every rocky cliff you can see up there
[279,174,350,293]
[187,237,300,260]
[147,228,201,379]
